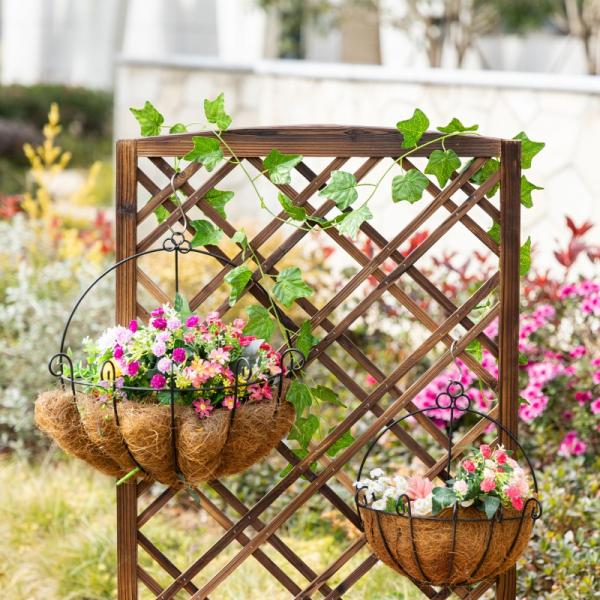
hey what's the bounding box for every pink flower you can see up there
[575,391,592,405]
[186,315,199,328]
[233,318,245,330]
[505,484,522,502]
[480,444,492,459]
[151,307,164,317]
[365,374,377,386]
[453,480,468,496]
[152,317,167,330]
[569,345,587,359]
[591,398,600,416]
[222,396,240,410]
[462,459,476,473]
[495,449,507,465]
[209,348,230,365]
[167,317,181,330]
[127,361,140,376]
[511,496,524,511]
[172,347,186,363]
[157,357,172,373]
[113,345,124,359]
[192,398,213,418]
[152,341,166,357]
[480,478,496,493]
[129,319,138,332]
[406,475,434,500]
[183,332,195,343]
[150,373,166,389]
[239,335,256,347]
[558,431,587,457]
[594,371,600,385]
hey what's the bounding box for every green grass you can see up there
[0,455,424,599]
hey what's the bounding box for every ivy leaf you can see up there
[312,385,345,407]
[337,205,373,239]
[425,149,461,188]
[204,92,232,131]
[279,448,310,477]
[520,237,532,277]
[396,108,429,148]
[224,264,252,305]
[129,101,164,136]
[289,414,319,449]
[466,339,483,362]
[470,158,500,198]
[488,222,500,243]
[437,118,479,134]
[174,292,191,317]
[287,380,312,417]
[318,170,358,210]
[520,176,543,209]
[154,205,170,224]
[169,122,187,134]
[203,188,234,219]
[431,486,457,515]
[264,149,303,184]
[518,352,529,365]
[244,305,275,340]
[183,136,223,171]
[513,131,545,169]
[481,494,501,520]
[326,429,355,457]
[392,169,429,204]
[190,219,223,247]
[277,192,307,222]
[273,267,314,307]
[232,229,249,255]
[297,320,318,359]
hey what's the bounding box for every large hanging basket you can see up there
[37,235,303,486]
[355,381,542,587]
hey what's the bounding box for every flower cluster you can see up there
[74,304,283,418]
[355,444,533,518]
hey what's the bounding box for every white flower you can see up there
[370,468,385,479]
[412,496,433,516]
[453,480,468,496]
[485,459,496,469]
[483,468,496,480]
[371,498,387,511]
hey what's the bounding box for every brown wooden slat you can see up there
[137,566,164,595]
[137,268,171,306]
[136,479,154,498]
[134,126,501,157]
[137,487,178,528]
[323,553,379,600]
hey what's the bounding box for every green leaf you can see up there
[169,122,187,134]
[264,149,303,184]
[232,229,249,255]
[312,385,345,407]
[289,414,319,449]
[425,149,461,188]
[488,222,500,243]
[244,305,275,340]
[392,169,429,204]
[297,320,318,359]
[518,352,529,365]
[326,429,355,457]
[520,176,543,209]
[513,131,545,169]
[437,118,479,134]
[470,158,500,198]
[396,108,429,148]
[318,171,358,210]
[277,192,306,222]
[466,339,483,362]
[183,136,223,171]
[431,486,457,515]
[154,205,170,224]
[337,205,373,239]
[204,188,234,219]
[224,264,252,305]
[273,267,314,308]
[190,219,223,247]
[174,292,191,317]
[520,237,532,277]
[481,494,501,520]
[287,380,312,417]
[204,92,232,131]
[279,448,309,477]
[129,101,164,137]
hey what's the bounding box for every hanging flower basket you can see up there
[354,381,542,587]
[36,239,304,486]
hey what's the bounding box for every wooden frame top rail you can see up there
[133,125,502,158]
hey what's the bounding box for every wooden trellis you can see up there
[114,126,522,599]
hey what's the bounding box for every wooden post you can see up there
[496,139,521,600]
[115,139,138,600]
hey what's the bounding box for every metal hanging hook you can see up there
[169,171,188,236]
[449,339,464,382]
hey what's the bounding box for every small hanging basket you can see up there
[355,381,542,587]
[35,234,303,486]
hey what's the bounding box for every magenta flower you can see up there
[172,347,186,363]
[192,398,213,418]
[558,431,587,457]
[151,317,167,330]
[129,319,138,332]
[591,398,600,416]
[127,361,140,376]
[150,373,166,389]
[185,315,199,328]
[151,307,164,317]
[113,345,124,359]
